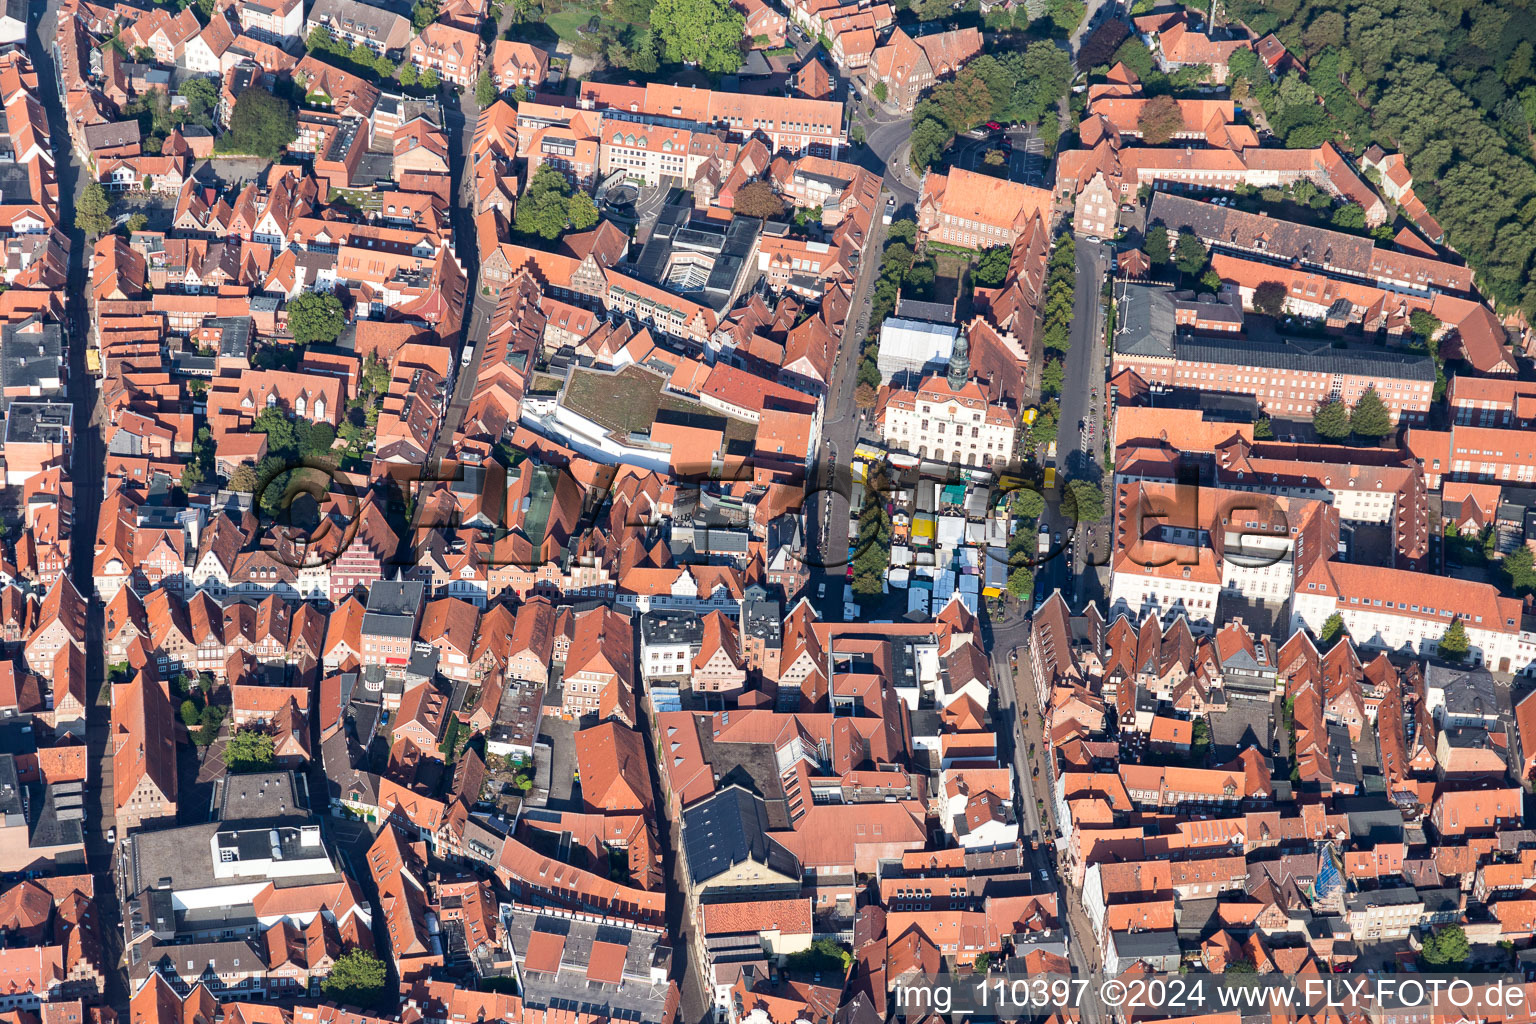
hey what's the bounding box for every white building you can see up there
[875,316,957,386]
[1291,560,1536,676]
[876,341,1017,469]
[1107,481,1337,633]
[639,609,704,684]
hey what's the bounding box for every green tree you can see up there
[1224,959,1258,975]
[126,212,148,233]
[568,191,599,231]
[286,291,345,346]
[1173,232,1208,275]
[1064,479,1105,523]
[1318,611,1345,649]
[419,67,440,90]
[226,728,277,772]
[475,68,498,107]
[1438,619,1470,662]
[856,356,881,390]
[515,167,577,239]
[1331,202,1366,230]
[1410,310,1442,340]
[1010,487,1045,521]
[650,0,745,73]
[973,247,1012,288]
[1006,566,1033,599]
[1110,37,1154,78]
[1301,10,1344,55]
[1137,94,1186,145]
[322,948,389,1008]
[228,464,261,493]
[629,32,660,73]
[1421,925,1470,968]
[399,64,419,86]
[1144,224,1170,266]
[1039,358,1065,396]
[411,0,439,30]
[1252,280,1287,316]
[1349,387,1392,441]
[1312,399,1350,441]
[179,700,201,727]
[225,86,296,159]
[195,704,225,746]
[1253,416,1273,440]
[1505,543,1536,595]
[178,76,218,126]
[786,938,853,974]
[873,81,887,102]
[76,183,112,237]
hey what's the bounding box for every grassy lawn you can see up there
[543,3,645,40]
[565,365,667,434]
[565,364,757,451]
[329,187,381,210]
[530,372,565,392]
[543,8,592,40]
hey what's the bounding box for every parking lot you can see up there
[955,125,1047,188]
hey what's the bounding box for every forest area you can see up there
[1218,0,1536,319]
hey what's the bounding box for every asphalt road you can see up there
[805,207,891,614]
[1041,239,1112,603]
[31,0,128,1014]
[426,87,491,469]
[853,103,919,212]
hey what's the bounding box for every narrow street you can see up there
[31,0,127,1014]
[993,631,1106,1024]
[806,206,890,600]
[1049,238,1112,606]
[426,89,490,468]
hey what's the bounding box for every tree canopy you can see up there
[1252,280,1287,316]
[650,0,744,73]
[475,69,498,107]
[75,183,112,237]
[973,246,1013,288]
[1349,387,1393,440]
[1173,232,1209,276]
[322,949,388,1008]
[178,77,218,126]
[1420,925,1470,968]
[733,180,785,219]
[226,729,276,773]
[1222,0,1536,321]
[1144,224,1170,265]
[1313,399,1351,441]
[909,44,1073,169]
[515,167,601,240]
[1438,619,1470,661]
[1064,479,1105,523]
[286,291,346,346]
[225,86,296,160]
[1319,611,1346,649]
[1504,543,1536,595]
[1137,94,1187,144]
